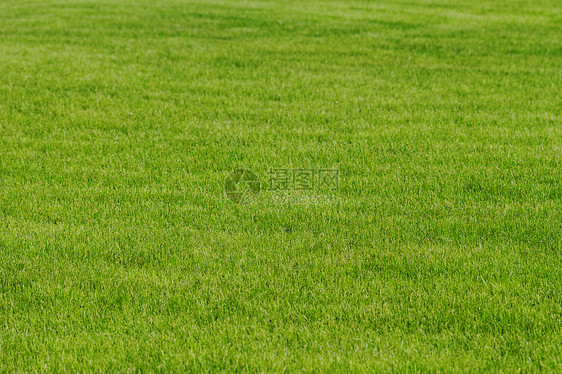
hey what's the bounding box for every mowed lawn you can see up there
[0,0,561,371]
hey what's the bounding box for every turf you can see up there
[0,0,561,371]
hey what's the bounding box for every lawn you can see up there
[0,0,561,371]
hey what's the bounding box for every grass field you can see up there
[0,0,561,371]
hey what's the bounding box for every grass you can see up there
[0,0,561,371]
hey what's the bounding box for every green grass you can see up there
[0,0,561,371]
